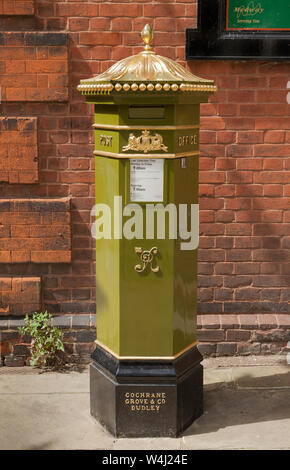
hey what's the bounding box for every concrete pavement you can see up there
[0,356,289,450]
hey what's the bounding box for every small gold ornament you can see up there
[141,24,153,51]
[134,247,159,273]
[122,129,168,154]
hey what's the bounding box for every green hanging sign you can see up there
[226,0,290,30]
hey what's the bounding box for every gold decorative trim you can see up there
[93,124,200,131]
[77,83,114,94]
[122,130,168,153]
[77,82,217,94]
[93,150,200,159]
[95,339,198,361]
[141,23,153,51]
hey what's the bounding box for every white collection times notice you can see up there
[130,159,164,202]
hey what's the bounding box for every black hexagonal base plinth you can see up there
[90,343,203,438]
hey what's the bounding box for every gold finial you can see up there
[141,24,153,50]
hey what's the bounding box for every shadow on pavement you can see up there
[182,369,290,437]
[25,440,56,450]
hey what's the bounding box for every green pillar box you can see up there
[78,25,216,438]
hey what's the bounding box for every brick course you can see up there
[0,314,96,366]
[0,117,38,184]
[0,198,71,263]
[0,0,34,16]
[1,314,289,367]
[0,32,68,102]
[197,314,290,357]
[0,277,40,316]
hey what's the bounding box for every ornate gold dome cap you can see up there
[78,25,216,94]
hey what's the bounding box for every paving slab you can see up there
[202,355,287,368]
[232,365,290,389]
[113,438,182,451]
[203,368,234,390]
[0,370,89,394]
[0,357,289,450]
[182,388,290,450]
[0,392,115,450]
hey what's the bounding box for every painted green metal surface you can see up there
[91,93,206,357]
[94,157,122,352]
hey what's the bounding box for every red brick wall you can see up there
[0,0,35,16]
[0,277,40,316]
[0,198,71,264]
[0,1,289,360]
[0,117,38,184]
[0,32,68,102]
[195,61,290,321]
